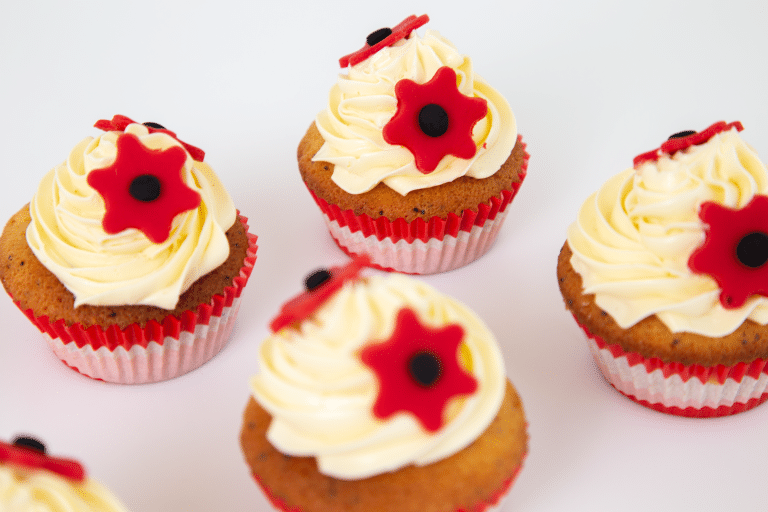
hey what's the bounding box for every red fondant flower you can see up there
[270,256,370,333]
[383,66,488,174]
[94,114,205,161]
[339,14,430,68]
[688,195,768,308]
[0,438,86,482]
[87,132,201,244]
[360,307,478,432]
[633,121,744,168]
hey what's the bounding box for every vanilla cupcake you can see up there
[0,115,258,383]
[0,436,130,511]
[558,121,768,416]
[299,14,528,274]
[240,257,527,512]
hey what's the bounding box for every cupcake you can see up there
[0,435,130,511]
[298,14,528,274]
[0,115,258,384]
[240,257,527,512]
[558,120,768,417]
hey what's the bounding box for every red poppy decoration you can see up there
[382,66,488,174]
[688,195,768,308]
[633,120,744,168]
[339,14,430,68]
[269,256,370,333]
[0,438,86,482]
[94,114,205,162]
[360,307,478,432]
[87,132,201,244]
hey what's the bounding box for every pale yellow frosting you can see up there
[250,274,506,480]
[26,123,237,310]
[313,29,517,196]
[0,464,130,512]
[567,128,768,336]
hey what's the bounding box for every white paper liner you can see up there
[324,209,510,274]
[587,335,768,416]
[44,297,241,384]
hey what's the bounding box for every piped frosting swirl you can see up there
[250,273,506,480]
[26,123,236,310]
[567,126,768,336]
[0,465,129,512]
[313,29,516,196]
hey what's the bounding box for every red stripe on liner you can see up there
[308,135,527,243]
[10,214,257,351]
[576,317,768,385]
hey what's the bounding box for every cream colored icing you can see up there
[567,127,768,336]
[0,464,130,512]
[250,274,506,480]
[313,29,517,196]
[26,123,237,310]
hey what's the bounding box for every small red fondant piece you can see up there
[359,308,478,432]
[94,114,206,161]
[339,14,430,68]
[0,440,86,482]
[87,132,201,244]
[688,194,768,308]
[269,256,370,333]
[633,121,744,168]
[382,66,487,173]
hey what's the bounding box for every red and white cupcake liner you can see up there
[250,457,524,512]
[309,136,528,274]
[12,215,258,384]
[578,320,768,417]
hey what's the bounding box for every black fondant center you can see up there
[13,436,46,454]
[418,104,449,138]
[305,269,332,291]
[668,130,697,140]
[736,232,768,268]
[129,174,162,202]
[408,351,442,387]
[143,122,166,130]
[366,27,393,46]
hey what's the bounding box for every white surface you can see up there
[1,1,767,511]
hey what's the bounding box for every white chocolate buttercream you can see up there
[250,274,506,480]
[567,128,768,336]
[0,464,130,512]
[313,29,516,196]
[26,123,236,310]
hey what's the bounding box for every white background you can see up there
[1,1,768,511]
